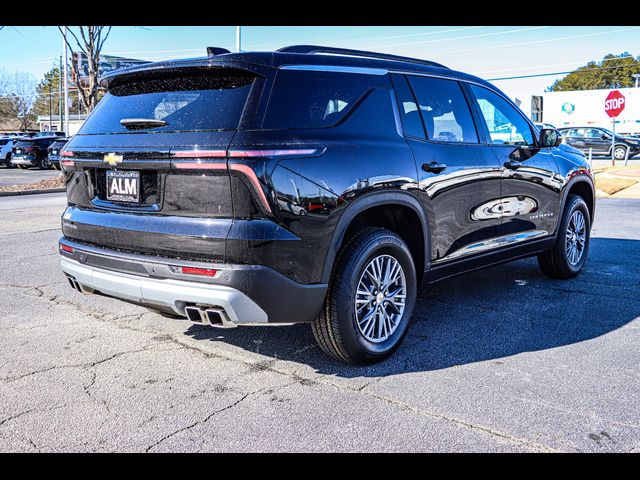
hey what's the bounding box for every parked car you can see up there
[47,137,71,170]
[558,126,640,160]
[58,46,595,364]
[0,137,16,168]
[11,135,62,169]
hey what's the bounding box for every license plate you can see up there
[106,170,140,203]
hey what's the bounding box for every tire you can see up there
[17,164,25,170]
[613,145,627,161]
[38,156,51,170]
[311,227,417,364]
[537,194,590,279]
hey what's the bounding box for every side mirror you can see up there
[539,128,562,147]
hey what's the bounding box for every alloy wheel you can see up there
[565,210,586,265]
[354,254,407,343]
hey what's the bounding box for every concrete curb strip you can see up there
[0,188,66,198]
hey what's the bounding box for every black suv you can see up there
[47,137,71,170]
[12,132,66,169]
[58,46,595,364]
[558,126,640,160]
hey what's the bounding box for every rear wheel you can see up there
[311,228,417,364]
[38,156,51,170]
[537,194,590,279]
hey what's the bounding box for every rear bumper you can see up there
[11,156,36,166]
[58,237,327,324]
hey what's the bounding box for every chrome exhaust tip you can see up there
[185,306,207,324]
[184,305,236,329]
[205,307,237,329]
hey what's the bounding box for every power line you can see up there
[487,63,639,81]
[437,26,640,56]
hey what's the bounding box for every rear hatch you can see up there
[61,67,264,262]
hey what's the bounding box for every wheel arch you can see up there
[320,190,430,284]
[560,174,595,230]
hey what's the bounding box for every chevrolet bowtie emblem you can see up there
[104,152,123,166]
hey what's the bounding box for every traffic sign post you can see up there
[604,90,626,166]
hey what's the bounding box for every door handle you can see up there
[504,160,523,170]
[422,162,447,174]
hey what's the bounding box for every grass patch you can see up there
[595,175,638,195]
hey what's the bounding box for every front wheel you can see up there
[537,194,591,279]
[613,145,628,160]
[311,228,417,364]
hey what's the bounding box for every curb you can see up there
[0,188,66,198]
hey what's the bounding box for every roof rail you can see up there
[277,45,448,69]
[207,47,231,57]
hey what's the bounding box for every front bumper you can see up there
[59,238,327,324]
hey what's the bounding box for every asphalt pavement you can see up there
[0,166,60,187]
[0,192,638,452]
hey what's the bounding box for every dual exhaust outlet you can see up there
[184,305,237,329]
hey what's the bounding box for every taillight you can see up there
[61,150,74,157]
[60,244,73,253]
[172,150,226,158]
[61,159,75,169]
[179,266,218,277]
[172,161,227,170]
[228,148,322,158]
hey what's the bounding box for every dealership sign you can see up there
[72,52,150,87]
[605,90,626,118]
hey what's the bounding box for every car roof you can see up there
[99,46,497,92]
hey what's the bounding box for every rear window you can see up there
[0,139,9,146]
[79,70,255,135]
[263,70,372,129]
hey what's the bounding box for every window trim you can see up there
[403,74,481,146]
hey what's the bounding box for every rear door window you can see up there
[79,70,255,134]
[406,75,479,144]
[263,69,373,129]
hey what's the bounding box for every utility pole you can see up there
[58,56,62,130]
[236,26,242,53]
[48,83,52,130]
[633,74,640,88]
[63,27,70,136]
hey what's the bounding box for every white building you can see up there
[36,114,88,136]
[518,87,640,136]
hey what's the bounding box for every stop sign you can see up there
[605,90,626,118]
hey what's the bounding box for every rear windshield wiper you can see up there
[120,118,167,130]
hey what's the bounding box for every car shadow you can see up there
[183,237,640,378]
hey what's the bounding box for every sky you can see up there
[1,25,639,103]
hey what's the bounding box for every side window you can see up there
[407,76,479,143]
[263,70,373,129]
[469,84,534,146]
[390,74,426,140]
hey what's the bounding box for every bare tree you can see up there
[58,26,112,112]
[0,71,37,130]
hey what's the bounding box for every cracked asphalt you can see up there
[0,192,639,452]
